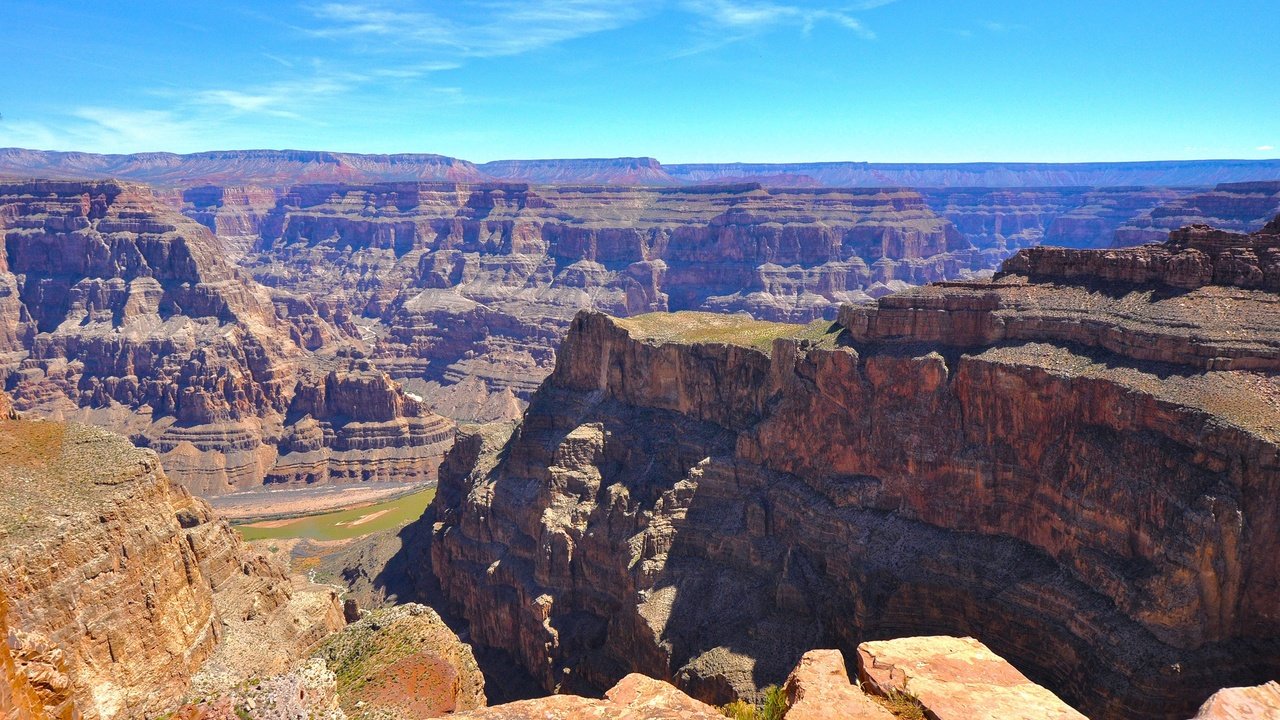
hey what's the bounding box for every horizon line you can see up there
[3,146,1280,167]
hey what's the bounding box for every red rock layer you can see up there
[428,219,1280,720]
[923,187,1189,252]
[1115,181,1280,246]
[0,181,452,495]
[0,410,318,719]
[245,182,981,421]
[179,185,280,254]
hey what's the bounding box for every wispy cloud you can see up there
[306,1,648,57]
[56,108,202,153]
[0,60,466,154]
[949,19,1022,39]
[1258,145,1275,152]
[681,0,878,38]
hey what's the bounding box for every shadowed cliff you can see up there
[417,217,1280,720]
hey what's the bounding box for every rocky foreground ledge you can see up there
[428,218,1280,719]
[0,395,344,719]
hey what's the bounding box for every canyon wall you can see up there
[427,219,1280,719]
[0,181,451,495]
[923,186,1190,251]
[1115,181,1280,246]
[0,403,341,719]
[245,182,982,421]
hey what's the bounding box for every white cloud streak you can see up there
[306,1,648,57]
[680,0,881,39]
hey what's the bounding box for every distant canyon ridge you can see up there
[0,148,1277,497]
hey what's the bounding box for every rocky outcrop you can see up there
[1115,181,1280,246]
[179,185,280,254]
[1192,681,1280,719]
[0,180,451,495]
[0,406,341,719]
[427,219,1280,720]
[175,659,345,720]
[783,650,893,720]
[450,673,723,720]
[311,603,485,720]
[1000,215,1280,294]
[857,637,1085,719]
[246,182,980,422]
[268,361,455,487]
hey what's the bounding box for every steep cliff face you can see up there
[923,186,1189,252]
[0,181,451,495]
[428,220,1280,719]
[1115,181,1280,246]
[246,182,980,421]
[179,185,280,254]
[0,404,341,719]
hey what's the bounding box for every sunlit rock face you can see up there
[244,181,984,421]
[0,180,450,495]
[922,186,1191,252]
[426,218,1280,720]
[0,402,341,719]
[1114,181,1280,246]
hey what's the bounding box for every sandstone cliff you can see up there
[0,403,342,719]
[924,186,1189,252]
[1114,181,1280,246]
[0,181,451,495]
[245,182,981,422]
[427,219,1280,719]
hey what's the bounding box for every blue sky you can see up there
[0,1,1276,162]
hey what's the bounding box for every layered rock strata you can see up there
[178,185,280,256]
[428,218,1280,719]
[924,187,1188,251]
[0,181,451,495]
[267,361,455,487]
[0,404,340,719]
[246,182,979,421]
[1115,181,1280,246]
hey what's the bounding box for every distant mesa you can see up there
[3,147,1279,188]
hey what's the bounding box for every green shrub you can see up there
[720,699,756,719]
[761,684,789,720]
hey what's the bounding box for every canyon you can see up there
[0,180,454,495]
[3,152,1278,448]
[0,168,1278,718]
[242,182,982,418]
[0,394,344,719]
[425,217,1280,719]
